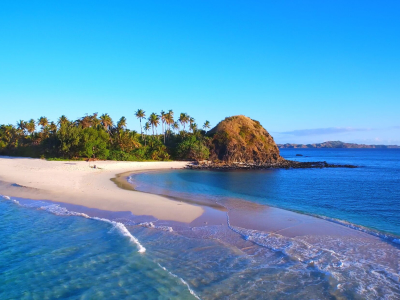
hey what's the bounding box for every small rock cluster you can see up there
[186,160,357,170]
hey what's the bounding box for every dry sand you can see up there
[0,157,379,240]
[0,157,203,223]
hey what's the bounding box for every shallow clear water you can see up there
[1,149,400,299]
[132,149,400,237]
[0,199,198,300]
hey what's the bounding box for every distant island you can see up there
[278,141,400,149]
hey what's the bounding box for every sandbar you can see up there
[0,157,203,223]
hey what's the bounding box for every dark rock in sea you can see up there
[186,160,357,170]
[296,154,303,156]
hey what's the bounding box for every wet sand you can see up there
[0,157,203,223]
[0,156,381,240]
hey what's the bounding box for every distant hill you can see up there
[207,115,283,163]
[277,141,400,149]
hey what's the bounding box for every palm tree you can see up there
[190,122,198,133]
[37,117,49,139]
[135,109,146,139]
[38,116,49,131]
[49,121,57,133]
[144,122,151,146]
[167,109,174,130]
[89,113,99,127]
[80,114,92,128]
[179,113,189,131]
[189,117,195,127]
[1,125,18,148]
[58,115,69,127]
[17,120,26,135]
[100,113,113,131]
[26,119,36,135]
[160,110,166,143]
[165,111,174,138]
[148,113,160,136]
[91,115,101,128]
[203,120,211,131]
[172,121,180,133]
[117,116,127,130]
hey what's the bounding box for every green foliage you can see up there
[108,150,140,161]
[0,112,212,162]
[79,127,109,159]
[175,134,209,161]
[56,123,82,158]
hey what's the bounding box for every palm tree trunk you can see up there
[163,121,165,144]
[140,118,143,139]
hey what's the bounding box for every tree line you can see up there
[0,111,212,161]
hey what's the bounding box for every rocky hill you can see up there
[207,115,283,163]
[188,117,356,170]
[278,141,400,149]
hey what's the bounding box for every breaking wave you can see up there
[0,195,146,253]
[92,217,146,253]
[225,210,400,299]
[157,263,201,300]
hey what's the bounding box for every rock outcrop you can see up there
[187,160,357,170]
[207,115,283,164]
[197,116,357,170]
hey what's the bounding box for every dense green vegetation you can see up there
[0,111,211,161]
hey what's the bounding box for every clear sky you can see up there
[1,1,399,144]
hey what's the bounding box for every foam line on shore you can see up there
[92,217,146,253]
[1,194,206,298]
[225,208,400,298]
[315,215,400,245]
[1,195,146,253]
[157,263,201,300]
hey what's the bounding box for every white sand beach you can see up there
[0,157,203,223]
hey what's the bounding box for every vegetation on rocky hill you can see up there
[207,115,283,163]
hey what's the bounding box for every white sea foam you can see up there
[39,204,90,218]
[157,263,201,300]
[1,196,146,254]
[1,194,20,205]
[316,215,400,245]
[92,217,146,253]
[225,208,400,299]
[139,222,173,232]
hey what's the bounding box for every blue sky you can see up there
[1,1,399,144]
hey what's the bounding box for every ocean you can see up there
[1,149,399,299]
[132,149,400,237]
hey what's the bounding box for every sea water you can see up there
[131,149,400,237]
[0,199,198,299]
[1,149,400,299]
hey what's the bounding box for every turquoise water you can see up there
[0,199,198,300]
[131,149,400,237]
[1,149,400,299]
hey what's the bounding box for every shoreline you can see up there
[127,169,399,242]
[0,157,203,223]
[2,157,399,300]
[0,156,397,243]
